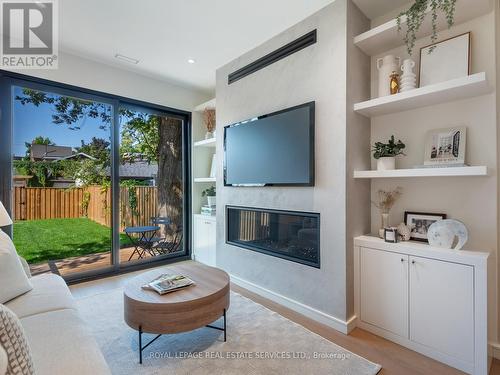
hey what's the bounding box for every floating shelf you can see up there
[354,73,489,117]
[194,177,216,183]
[353,0,491,56]
[194,98,216,112]
[353,166,487,179]
[194,138,216,147]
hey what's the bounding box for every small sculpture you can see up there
[390,71,400,95]
[400,59,417,92]
[397,222,411,241]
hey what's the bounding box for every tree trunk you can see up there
[157,117,183,239]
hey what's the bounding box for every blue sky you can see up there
[13,86,111,157]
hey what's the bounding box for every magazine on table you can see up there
[142,273,195,295]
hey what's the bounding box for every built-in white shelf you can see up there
[193,214,216,221]
[353,0,491,56]
[194,177,216,183]
[354,166,487,179]
[354,73,489,117]
[194,98,216,112]
[194,138,216,147]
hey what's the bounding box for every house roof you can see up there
[118,162,158,179]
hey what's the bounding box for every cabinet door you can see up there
[360,247,408,337]
[193,217,216,266]
[409,256,473,363]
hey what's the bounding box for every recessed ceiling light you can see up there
[187,59,196,64]
[115,54,139,65]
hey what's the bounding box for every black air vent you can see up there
[228,29,317,85]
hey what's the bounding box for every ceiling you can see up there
[60,0,408,95]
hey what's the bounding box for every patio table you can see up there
[124,226,160,261]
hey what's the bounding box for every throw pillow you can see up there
[0,304,35,375]
[0,231,32,304]
[18,257,31,279]
[0,344,7,375]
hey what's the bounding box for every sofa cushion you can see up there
[0,344,7,375]
[0,304,35,375]
[20,309,110,375]
[0,231,32,304]
[5,274,75,319]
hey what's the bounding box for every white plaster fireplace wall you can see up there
[215,0,370,328]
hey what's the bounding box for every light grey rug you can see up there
[75,289,381,375]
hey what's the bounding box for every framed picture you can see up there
[404,211,447,242]
[424,127,466,166]
[419,32,471,87]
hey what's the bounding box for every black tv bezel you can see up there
[223,101,315,187]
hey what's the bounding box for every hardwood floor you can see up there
[70,261,500,375]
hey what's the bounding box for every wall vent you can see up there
[228,29,317,85]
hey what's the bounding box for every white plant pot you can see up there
[377,157,396,171]
[207,196,216,207]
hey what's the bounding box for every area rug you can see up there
[75,289,381,375]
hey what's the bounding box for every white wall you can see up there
[215,0,370,326]
[369,12,498,341]
[6,51,209,111]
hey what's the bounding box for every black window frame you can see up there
[0,70,192,283]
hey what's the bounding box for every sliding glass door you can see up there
[0,72,191,281]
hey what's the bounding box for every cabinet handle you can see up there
[400,258,404,262]
[411,260,416,265]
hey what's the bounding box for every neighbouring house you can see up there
[118,161,158,186]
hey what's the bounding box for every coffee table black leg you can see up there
[138,326,163,364]
[206,309,227,342]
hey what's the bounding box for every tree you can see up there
[77,137,111,166]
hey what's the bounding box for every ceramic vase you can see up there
[207,196,216,207]
[377,157,395,171]
[379,213,390,238]
[400,59,416,93]
[377,55,400,97]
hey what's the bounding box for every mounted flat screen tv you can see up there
[224,102,315,186]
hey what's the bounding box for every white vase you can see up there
[379,213,390,238]
[377,157,396,171]
[400,59,416,92]
[377,55,400,97]
[207,196,216,207]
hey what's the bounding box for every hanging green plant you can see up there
[397,0,457,56]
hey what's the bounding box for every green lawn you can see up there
[13,218,133,264]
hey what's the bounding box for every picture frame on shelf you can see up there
[404,211,447,242]
[419,32,471,87]
[423,127,466,166]
[209,154,217,178]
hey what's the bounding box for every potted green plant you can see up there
[372,136,406,171]
[202,186,216,207]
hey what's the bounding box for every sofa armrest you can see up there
[0,344,7,375]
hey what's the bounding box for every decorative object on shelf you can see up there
[397,0,457,56]
[390,71,400,95]
[202,186,216,207]
[209,154,217,178]
[203,108,216,139]
[419,32,471,87]
[372,135,406,171]
[404,211,446,242]
[384,227,398,243]
[397,222,411,241]
[424,126,466,166]
[377,55,400,97]
[427,219,468,250]
[400,59,417,92]
[372,187,403,238]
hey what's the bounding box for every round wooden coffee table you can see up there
[124,262,230,363]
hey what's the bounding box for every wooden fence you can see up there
[14,186,159,231]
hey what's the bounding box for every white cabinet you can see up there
[193,215,216,266]
[360,247,408,337]
[409,256,474,363]
[354,236,488,375]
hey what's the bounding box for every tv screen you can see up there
[224,102,315,186]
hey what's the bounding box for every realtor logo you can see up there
[1,0,58,69]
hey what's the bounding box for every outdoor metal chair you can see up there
[152,226,183,255]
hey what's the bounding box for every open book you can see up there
[142,273,195,295]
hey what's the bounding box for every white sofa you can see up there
[2,273,111,375]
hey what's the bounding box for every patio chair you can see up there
[152,226,183,255]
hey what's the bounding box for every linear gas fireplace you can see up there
[226,206,320,268]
